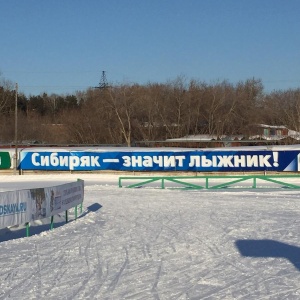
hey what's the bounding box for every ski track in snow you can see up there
[1,174,300,299]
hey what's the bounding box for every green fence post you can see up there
[162,178,165,189]
[65,210,68,223]
[253,177,257,188]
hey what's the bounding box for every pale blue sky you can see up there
[1,0,299,96]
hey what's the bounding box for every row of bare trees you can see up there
[1,76,300,146]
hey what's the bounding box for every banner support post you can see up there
[75,206,78,220]
[50,216,54,230]
[77,179,83,214]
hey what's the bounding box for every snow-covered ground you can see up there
[1,173,300,299]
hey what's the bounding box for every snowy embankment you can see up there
[1,173,300,299]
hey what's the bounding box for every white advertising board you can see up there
[0,180,84,228]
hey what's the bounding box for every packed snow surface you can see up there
[1,173,300,299]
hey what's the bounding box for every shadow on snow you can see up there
[235,239,300,271]
[0,203,102,243]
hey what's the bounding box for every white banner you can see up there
[43,180,84,218]
[0,180,84,228]
[0,190,32,228]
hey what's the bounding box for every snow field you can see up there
[0,174,300,299]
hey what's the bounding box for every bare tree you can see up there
[0,77,15,115]
[106,84,141,146]
[264,89,300,131]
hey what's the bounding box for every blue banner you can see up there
[19,149,300,172]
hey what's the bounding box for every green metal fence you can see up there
[118,175,300,190]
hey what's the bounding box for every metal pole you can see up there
[14,83,18,175]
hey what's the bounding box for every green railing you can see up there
[118,175,300,190]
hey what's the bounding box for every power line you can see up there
[19,85,89,88]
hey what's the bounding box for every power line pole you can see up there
[94,71,109,90]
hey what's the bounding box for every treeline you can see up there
[1,76,300,146]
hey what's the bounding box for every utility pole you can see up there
[14,83,18,175]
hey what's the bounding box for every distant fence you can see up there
[119,175,300,190]
[0,179,84,236]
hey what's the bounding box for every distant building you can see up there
[163,124,300,148]
[248,124,294,140]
